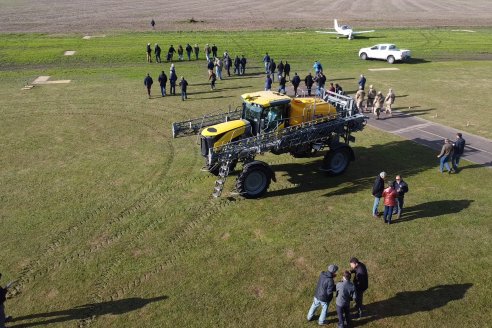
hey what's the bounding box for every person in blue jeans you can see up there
[307,264,338,325]
[452,133,466,171]
[437,138,454,173]
[371,172,386,217]
[179,76,188,101]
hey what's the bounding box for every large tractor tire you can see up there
[236,161,274,198]
[322,147,352,176]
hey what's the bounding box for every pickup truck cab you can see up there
[358,44,411,64]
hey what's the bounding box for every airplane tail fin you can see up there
[334,19,338,29]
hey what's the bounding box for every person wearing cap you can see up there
[143,73,153,98]
[452,133,466,172]
[366,85,376,113]
[372,171,386,217]
[349,258,368,318]
[291,73,301,97]
[146,43,152,63]
[392,175,409,219]
[384,88,396,116]
[335,271,357,328]
[307,264,338,325]
[179,76,188,101]
[373,91,384,119]
[437,138,454,173]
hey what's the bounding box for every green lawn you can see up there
[0,29,491,327]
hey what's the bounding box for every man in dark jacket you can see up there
[291,73,301,97]
[305,73,314,96]
[240,55,247,75]
[144,73,153,98]
[169,71,177,95]
[234,56,241,75]
[452,133,466,172]
[185,43,193,61]
[392,175,409,219]
[154,43,161,63]
[284,61,291,81]
[358,74,366,90]
[307,264,339,325]
[167,45,176,62]
[349,258,368,318]
[179,76,188,101]
[158,71,167,97]
[372,171,386,217]
[211,44,218,58]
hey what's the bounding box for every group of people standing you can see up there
[144,64,188,100]
[207,51,248,90]
[307,258,368,327]
[355,76,395,119]
[372,171,409,224]
[147,43,201,63]
[262,53,292,94]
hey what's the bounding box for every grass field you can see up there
[0,28,491,327]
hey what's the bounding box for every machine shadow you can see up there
[353,284,472,326]
[9,296,168,328]
[263,140,437,199]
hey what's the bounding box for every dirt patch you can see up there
[0,1,490,33]
[221,232,230,240]
[250,285,265,299]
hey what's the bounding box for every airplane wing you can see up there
[351,30,375,35]
[315,31,339,34]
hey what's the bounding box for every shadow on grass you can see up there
[353,284,472,326]
[9,296,168,327]
[263,140,437,199]
[188,85,253,96]
[406,58,432,64]
[394,199,473,223]
[395,107,437,117]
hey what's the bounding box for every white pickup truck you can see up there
[358,44,411,64]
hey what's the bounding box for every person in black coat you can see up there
[158,71,167,97]
[185,43,193,61]
[284,61,291,81]
[143,73,153,98]
[0,273,13,326]
[349,258,368,318]
[211,44,218,58]
[167,45,176,62]
[179,76,188,101]
[452,133,466,171]
[392,175,409,219]
[234,56,240,75]
[372,171,386,217]
[291,73,301,97]
[304,73,314,96]
[307,265,339,325]
[240,55,247,75]
[169,71,177,95]
[154,43,161,63]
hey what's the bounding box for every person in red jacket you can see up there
[382,183,397,224]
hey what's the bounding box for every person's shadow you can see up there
[9,296,168,327]
[354,284,472,326]
[394,199,473,223]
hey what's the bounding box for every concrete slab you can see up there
[368,68,400,71]
[64,50,76,56]
[82,35,106,40]
[32,76,71,85]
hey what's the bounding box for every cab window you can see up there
[371,46,378,50]
[380,46,387,50]
[263,105,285,131]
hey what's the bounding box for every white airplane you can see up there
[316,19,375,40]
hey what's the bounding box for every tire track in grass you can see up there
[78,196,245,326]
[9,111,175,297]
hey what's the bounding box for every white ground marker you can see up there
[368,68,400,71]
[32,76,71,84]
[64,50,76,56]
[82,35,106,40]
